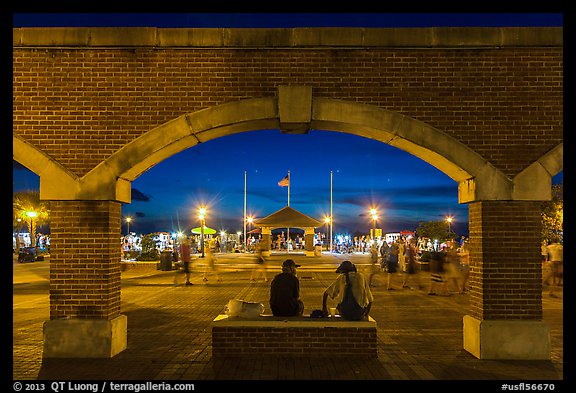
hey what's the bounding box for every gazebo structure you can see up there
[253,206,322,256]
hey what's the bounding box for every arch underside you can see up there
[115,98,482,184]
[13,97,562,203]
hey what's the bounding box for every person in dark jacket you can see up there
[428,250,448,295]
[179,236,193,286]
[270,259,304,316]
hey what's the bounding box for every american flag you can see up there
[278,174,289,187]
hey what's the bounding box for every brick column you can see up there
[463,201,550,359]
[43,200,127,358]
[304,229,315,256]
[260,228,271,257]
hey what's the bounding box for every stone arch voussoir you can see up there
[310,98,511,202]
[13,133,80,199]
[96,96,507,205]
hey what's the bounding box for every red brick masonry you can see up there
[211,314,377,358]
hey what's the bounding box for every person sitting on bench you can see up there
[270,259,305,317]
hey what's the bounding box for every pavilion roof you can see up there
[253,206,322,228]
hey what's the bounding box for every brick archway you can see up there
[13,27,562,360]
[13,93,562,360]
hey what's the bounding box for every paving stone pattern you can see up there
[12,254,563,381]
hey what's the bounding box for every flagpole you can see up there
[287,170,290,206]
[330,170,333,253]
[287,170,290,253]
[243,170,247,253]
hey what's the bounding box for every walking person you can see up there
[397,237,406,274]
[459,240,470,292]
[384,240,400,290]
[428,249,448,295]
[541,239,549,269]
[322,260,373,321]
[368,243,382,287]
[180,236,194,286]
[542,239,553,287]
[442,241,462,293]
[379,241,397,290]
[270,259,304,316]
[202,242,221,282]
[402,237,422,289]
[546,240,563,298]
[250,242,269,282]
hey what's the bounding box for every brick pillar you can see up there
[304,229,315,256]
[43,200,127,358]
[463,201,550,359]
[260,228,271,257]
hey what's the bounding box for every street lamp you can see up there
[199,207,207,258]
[370,208,378,242]
[324,216,331,251]
[26,211,38,247]
[446,215,454,239]
[246,216,254,251]
[125,217,132,236]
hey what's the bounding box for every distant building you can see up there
[13,232,31,250]
[385,233,401,244]
[153,232,172,251]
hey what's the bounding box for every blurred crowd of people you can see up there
[542,239,563,297]
[368,235,470,296]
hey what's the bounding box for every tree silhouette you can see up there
[416,220,449,242]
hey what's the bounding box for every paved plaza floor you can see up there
[11,252,566,386]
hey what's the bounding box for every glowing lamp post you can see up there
[446,216,454,239]
[324,216,331,251]
[370,208,378,242]
[199,207,207,258]
[125,217,132,236]
[246,216,254,250]
[26,211,38,247]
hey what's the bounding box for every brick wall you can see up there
[212,326,377,358]
[49,200,122,319]
[13,46,562,178]
[467,201,543,320]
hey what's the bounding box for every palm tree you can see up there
[13,190,50,248]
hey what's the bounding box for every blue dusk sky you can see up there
[12,13,564,237]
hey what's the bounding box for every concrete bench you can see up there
[211,314,377,358]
